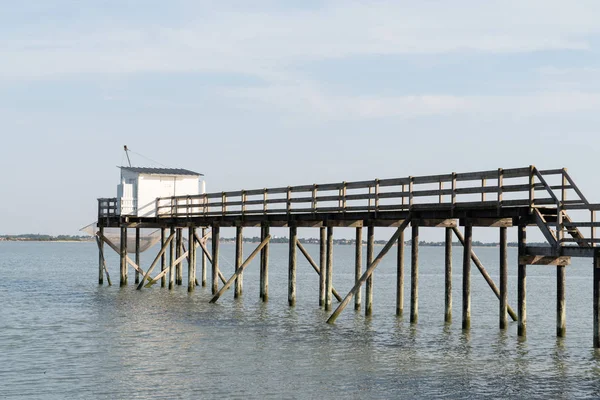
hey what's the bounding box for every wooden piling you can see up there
[445,227,452,323]
[499,227,508,330]
[212,225,220,295]
[235,225,243,298]
[325,226,334,311]
[397,230,405,317]
[120,225,127,286]
[355,226,363,311]
[319,227,326,307]
[176,229,183,285]
[188,226,196,292]
[201,227,207,287]
[161,228,167,288]
[169,227,175,290]
[557,264,566,337]
[366,225,374,316]
[98,226,104,285]
[289,225,297,306]
[260,224,270,301]
[411,223,419,324]
[594,250,600,348]
[135,227,140,284]
[518,225,527,337]
[462,225,472,330]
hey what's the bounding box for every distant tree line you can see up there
[0,234,92,242]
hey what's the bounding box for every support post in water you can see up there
[135,227,141,284]
[557,264,566,337]
[188,226,196,292]
[260,223,270,302]
[327,218,411,324]
[355,226,363,311]
[176,228,183,286]
[98,226,104,285]
[518,225,527,337]
[325,225,334,311]
[500,227,508,330]
[319,227,326,307]
[235,225,243,298]
[411,222,419,324]
[169,227,175,290]
[201,227,207,287]
[462,225,472,330]
[397,229,405,317]
[289,224,297,306]
[212,224,220,295]
[120,225,128,286]
[365,225,374,316]
[445,227,452,323]
[161,228,167,288]
[594,249,600,348]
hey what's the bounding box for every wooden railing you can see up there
[98,198,118,219]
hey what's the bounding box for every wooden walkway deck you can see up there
[96,166,600,348]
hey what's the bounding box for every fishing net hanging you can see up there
[80,222,168,253]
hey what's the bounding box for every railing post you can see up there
[263,189,268,214]
[341,182,347,212]
[451,173,457,215]
[498,168,503,215]
[557,169,566,248]
[368,185,373,211]
[375,179,380,214]
[402,184,406,208]
[439,181,443,204]
[287,186,292,214]
[222,192,227,215]
[203,193,208,216]
[592,210,596,248]
[409,177,414,208]
[312,184,318,213]
[481,178,487,202]
[529,165,535,213]
[242,190,247,215]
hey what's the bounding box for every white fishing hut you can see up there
[117,167,205,217]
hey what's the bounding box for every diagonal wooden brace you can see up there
[95,235,112,286]
[194,232,228,285]
[210,235,271,303]
[98,232,145,276]
[452,227,518,321]
[327,218,411,324]
[136,232,175,290]
[296,241,342,302]
[145,251,189,287]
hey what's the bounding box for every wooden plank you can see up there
[461,218,513,227]
[319,227,326,307]
[518,255,571,266]
[234,226,243,298]
[146,251,189,287]
[212,225,220,295]
[209,236,271,303]
[296,241,342,302]
[452,227,518,321]
[327,217,412,324]
[288,225,297,306]
[518,226,527,337]
[325,226,334,311]
[419,219,457,228]
[397,230,405,317]
[499,227,508,330]
[557,265,566,337]
[136,232,175,289]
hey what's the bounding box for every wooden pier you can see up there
[96,166,600,347]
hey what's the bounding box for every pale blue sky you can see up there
[1,1,600,242]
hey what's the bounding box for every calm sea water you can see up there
[1,240,600,399]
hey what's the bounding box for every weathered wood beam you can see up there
[419,219,457,228]
[98,233,145,277]
[95,235,112,286]
[135,227,141,284]
[366,225,374,316]
[136,232,175,290]
[327,217,411,324]
[397,229,405,317]
[296,241,342,302]
[500,227,508,330]
[319,227,326,307]
[325,226,334,311]
[146,251,189,287]
[460,218,513,227]
[463,225,472,330]
[445,227,452,323]
[518,255,571,266]
[209,235,272,303]
[98,227,104,285]
[411,223,419,324]
[594,250,600,348]
[451,227,518,322]
[193,232,228,285]
[557,265,566,337]
[289,225,297,307]
[356,226,363,310]
[518,225,527,337]
[234,225,243,298]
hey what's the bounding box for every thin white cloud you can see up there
[2,0,600,80]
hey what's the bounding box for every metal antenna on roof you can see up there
[124,145,132,167]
